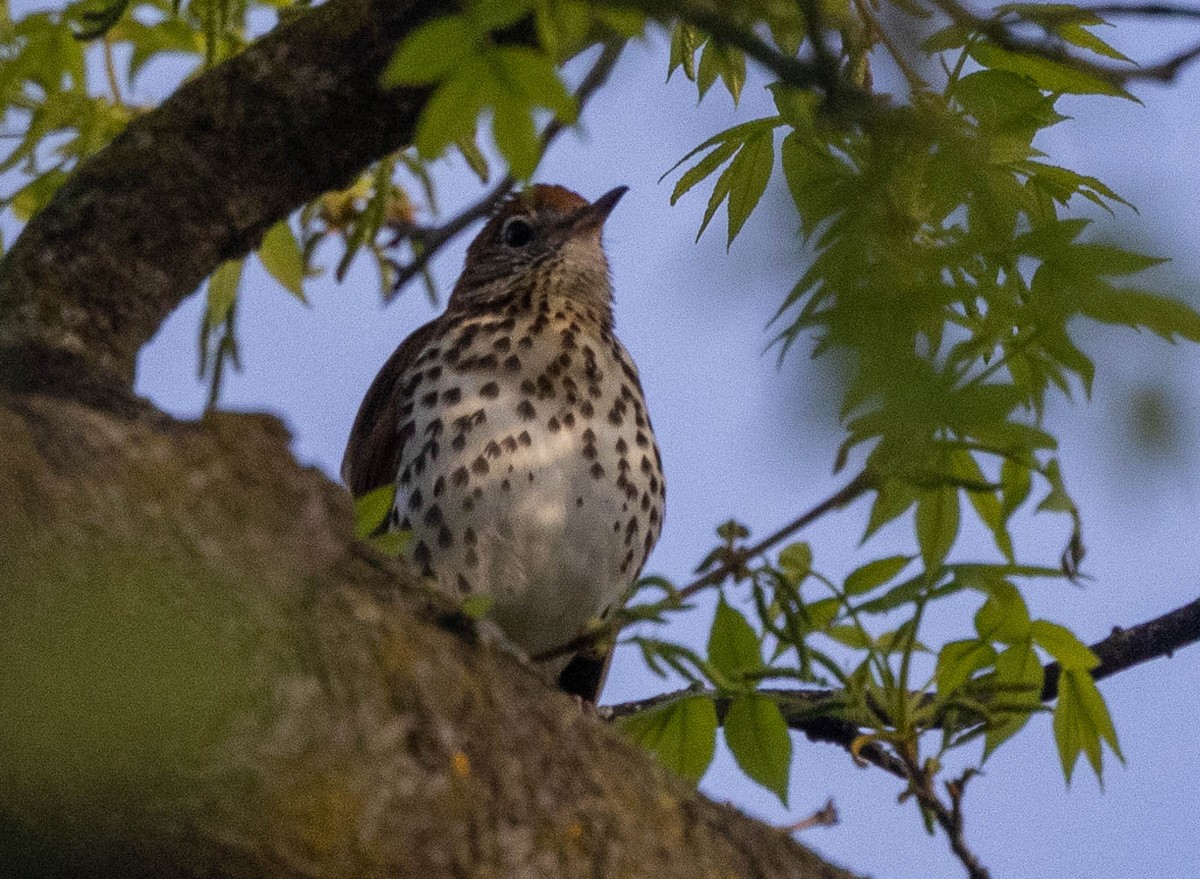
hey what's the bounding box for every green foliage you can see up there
[632,0,1188,813]
[381,0,593,180]
[619,695,718,783]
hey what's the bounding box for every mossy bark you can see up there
[0,0,859,876]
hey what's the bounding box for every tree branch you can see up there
[0,0,460,384]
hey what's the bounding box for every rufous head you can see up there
[449,184,627,312]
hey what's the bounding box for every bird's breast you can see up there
[390,305,665,657]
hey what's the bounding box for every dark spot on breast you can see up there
[576,497,584,507]
[423,504,443,527]
[517,400,536,420]
[399,466,412,487]
[408,489,423,511]
[484,440,501,458]
[620,548,635,574]
[472,455,489,475]
[414,540,432,570]
[583,444,597,461]
[561,330,577,349]
[528,471,535,482]
[451,466,469,487]
[625,517,639,545]
[464,527,477,546]
[518,336,533,350]
[649,507,659,525]
[499,317,516,332]
[456,573,471,593]
[502,435,518,452]
[504,354,522,371]
[438,526,453,548]
[608,410,624,427]
[480,381,500,398]
[520,378,536,394]
[426,419,443,438]
[518,431,532,447]
[536,375,554,398]
[590,462,605,479]
[465,547,479,568]
[434,476,446,497]
[493,336,511,352]
[641,455,653,474]
[643,532,655,554]
[618,458,630,472]
[580,401,594,418]
[547,416,561,433]
[473,486,483,499]
[635,431,649,447]
[463,497,474,512]
[421,391,439,408]
[615,437,628,454]
[562,412,575,429]
[442,387,462,406]
[641,493,651,510]
[501,478,511,491]
[588,384,602,399]
[451,434,467,451]
[399,402,414,418]
[399,515,411,530]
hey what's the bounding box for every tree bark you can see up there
[0,1,856,876]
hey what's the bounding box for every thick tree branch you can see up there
[0,0,449,384]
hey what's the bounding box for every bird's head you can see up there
[449,184,627,313]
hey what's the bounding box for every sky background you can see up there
[107,8,1200,878]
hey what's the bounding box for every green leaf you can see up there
[492,93,540,180]
[461,594,494,619]
[619,695,718,783]
[982,642,1045,760]
[258,220,307,302]
[915,486,960,571]
[414,58,492,159]
[936,638,996,695]
[670,138,739,206]
[468,0,535,32]
[863,479,919,542]
[970,42,1131,99]
[381,15,475,86]
[1054,668,1122,782]
[824,625,872,650]
[206,258,244,328]
[1000,457,1033,520]
[353,483,396,539]
[1032,620,1098,670]
[708,597,763,682]
[844,555,911,596]
[953,450,1014,562]
[368,529,412,557]
[723,693,791,804]
[974,581,1031,645]
[778,542,812,585]
[492,46,577,120]
[725,131,774,247]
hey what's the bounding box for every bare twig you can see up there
[384,40,625,300]
[785,798,838,832]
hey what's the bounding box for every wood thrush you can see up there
[342,184,665,701]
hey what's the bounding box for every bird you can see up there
[341,184,665,702]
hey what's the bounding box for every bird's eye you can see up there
[501,217,534,248]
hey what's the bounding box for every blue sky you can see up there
[116,16,1200,879]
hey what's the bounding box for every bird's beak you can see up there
[567,186,629,232]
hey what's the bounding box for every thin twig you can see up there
[103,35,124,108]
[384,40,625,300]
[853,0,930,93]
[785,798,838,832]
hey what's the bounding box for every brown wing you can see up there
[341,316,445,498]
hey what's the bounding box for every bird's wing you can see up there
[341,316,445,499]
